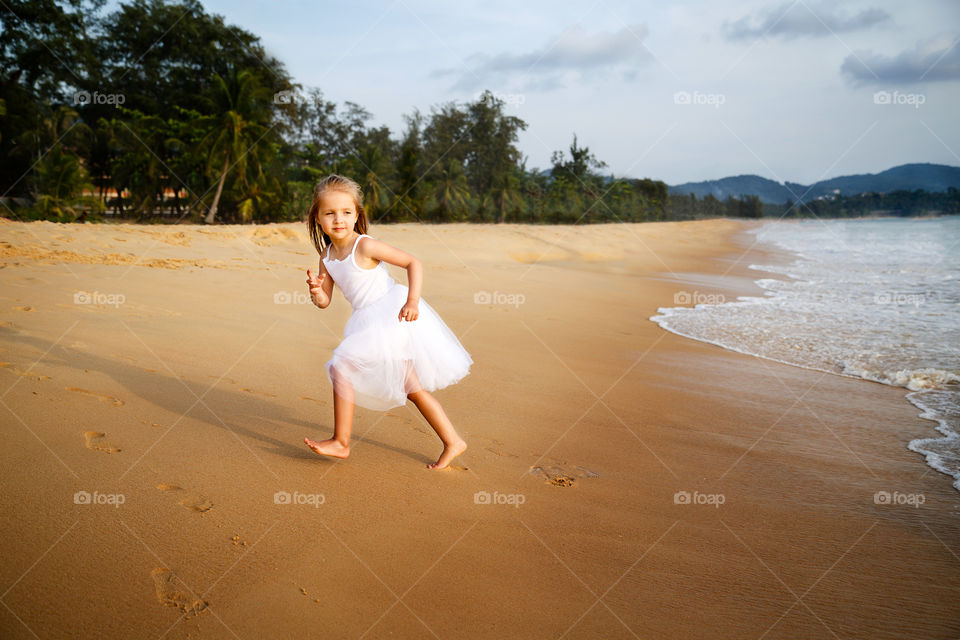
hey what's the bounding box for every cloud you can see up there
[841,32,960,84]
[723,1,889,41]
[431,23,653,92]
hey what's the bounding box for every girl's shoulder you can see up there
[354,233,376,252]
[353,234,383,269]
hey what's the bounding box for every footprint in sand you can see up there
[150,568,208,616]
[115,355,160,373]
[0,362,52,381]
[160,231,191,247]
[83,431,121,453]
[156,483,213,513]
[530,464,600,487]
[480,437,519,458]
[410,424,431,436]
[66,386,124,407]
[211,375,277,398]
[239,387,277,398]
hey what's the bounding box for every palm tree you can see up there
[89,118,120,207]
[113,113,168,217]
[491,168,524,223]
[235,140,284,222]
[197,69,274,224]
[353,143,390,219]
[429,158,471,221]
[32,146,93,219]
[546,175,582,224]
[21,106,93,219]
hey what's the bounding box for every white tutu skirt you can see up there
[325,283,473,410]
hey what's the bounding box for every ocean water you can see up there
[651,216,960,492]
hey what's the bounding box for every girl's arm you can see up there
[306,260,334,309]
[357,237,422,321]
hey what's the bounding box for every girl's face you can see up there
[316,190,359,241]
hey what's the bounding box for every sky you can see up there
[193,0,960,185]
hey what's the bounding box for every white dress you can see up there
[322,233,473,410]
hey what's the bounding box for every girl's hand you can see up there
[306,268,329,308]
[398,301,419,322]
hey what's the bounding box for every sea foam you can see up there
[651,216,960,492]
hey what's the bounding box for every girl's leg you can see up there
[407,389,467,469]
[305,365,353,459]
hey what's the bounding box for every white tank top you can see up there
[322,234,397,309]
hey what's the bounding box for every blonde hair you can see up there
[306,174,369,256]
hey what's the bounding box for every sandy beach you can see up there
[0,217,957,639]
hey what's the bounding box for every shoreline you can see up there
[0,217,957,638]
[659,219,960,495]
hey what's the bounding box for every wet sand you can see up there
[0,217,957,638]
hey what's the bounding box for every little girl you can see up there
[302,174,472,469]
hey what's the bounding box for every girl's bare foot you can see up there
[304,437,350,459]
[428,439,467,470]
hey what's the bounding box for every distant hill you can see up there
[668,163,960,204]
[668,174,790,204]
